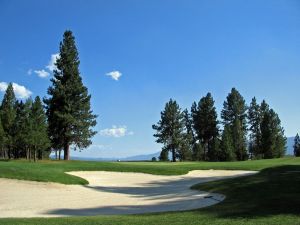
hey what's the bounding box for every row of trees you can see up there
[0,30,97,161]
[0,84,50,161]
[153,88,287,162]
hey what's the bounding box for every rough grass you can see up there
[0,157,300,224]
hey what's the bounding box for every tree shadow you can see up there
[45,196,222,216]
[196,165,300,219]
[83,175,243,200]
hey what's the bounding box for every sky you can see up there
[0,0,299,158]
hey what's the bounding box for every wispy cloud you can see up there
[106,70,122,81]
[34,69,50,78]
[99,125,133,138]
[46,53,60,72]
[30,53,59,78]
[0,82,32,99]
[89,144,111,150]
[27,69,32,75]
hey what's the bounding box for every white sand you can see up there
[0,170,256,218]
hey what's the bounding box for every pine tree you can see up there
[44,30,97,160]
[232,118,247,160]
[221,88,248,160]
[22,98,34,160]
[0,118,6,158]
[159,147,169,161]
[192,142,204,161]
[29,97,50,162]
[191,93,219,161]
[0,83,16,159]
[152,99,185,162]
[220,125,235,161]
[177,109,194,161]
[260,108,286,158]
[294,134,300,157]
[13,100,26,158]
[247,97,261,158]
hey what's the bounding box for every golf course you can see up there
[0,157,300,224]
[1,1,300,224]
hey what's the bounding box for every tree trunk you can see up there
[8,147,11,159]
[172,149,176,162]
[58,150,61,160]
[34,147,37,162]
[26,148,29,160]
[55,150,57,160]
[64,142,70,160]
[204,141,208,161]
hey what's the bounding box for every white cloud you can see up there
[106,70,122,81]
[100,125,133,138]
[29,53,60,79]
[0,82,32,99]
[46,53,60,72]
[34,69,50,78]
[0,82,7,92]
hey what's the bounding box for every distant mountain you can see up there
[122,151,160,161]
[69,151,161,162]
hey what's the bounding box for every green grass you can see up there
[0,157,300,184]
[0,157,300,224]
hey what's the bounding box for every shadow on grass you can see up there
[0,159,10,162]
[193,165,300,219]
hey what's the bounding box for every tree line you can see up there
[0,85,50,161]
[0,30,97,161]
[153,88,287,162]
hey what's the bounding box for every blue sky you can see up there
[0,0,299,158]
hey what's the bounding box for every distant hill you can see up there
[70,151,161,162]
[122,151,160,161]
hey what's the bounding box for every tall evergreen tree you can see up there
[29,97,50,161]
[178,109,194,161]
[13,100,26,158]
[44,30,97,160]
[0,118,6,158]
[247,97,261,158]
[221,88,248,160]
[152,99,185,162]
[260,108,286,158]
[21,99,34,160]
[191,93,219,161]
[0,83,16,159]
[260,100,270,115]
[220,125,235,161]
[294,133,300,157]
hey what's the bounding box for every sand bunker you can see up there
[0,170,256,218]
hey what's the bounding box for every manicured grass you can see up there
[0,157,300,184]
[0,157,300,224]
